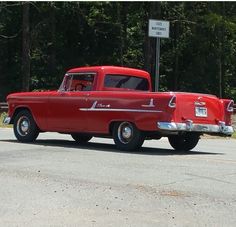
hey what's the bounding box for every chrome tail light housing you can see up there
[227,100,234,113]
[168,96,176,108]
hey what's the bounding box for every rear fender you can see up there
[220,99,234,125]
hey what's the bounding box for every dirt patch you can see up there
[134,184,187,198]
[160,190,186,197]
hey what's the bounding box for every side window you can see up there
[69,73,95,91]
[104,74,149,91]
[59,74,72,91]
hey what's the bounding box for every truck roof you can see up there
[67,66,150,80]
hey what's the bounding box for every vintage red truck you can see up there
[3,66,234,151]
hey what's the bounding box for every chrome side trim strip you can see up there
[141,99,155,108]
[80,101,162,113]
[80,107,162,113]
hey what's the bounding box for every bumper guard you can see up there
[3,116,11,125]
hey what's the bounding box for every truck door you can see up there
[47,73,96,132]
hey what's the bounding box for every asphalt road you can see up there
[0,128,236,227]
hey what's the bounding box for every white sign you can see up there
[148,19,170,38]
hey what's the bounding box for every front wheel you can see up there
[168,133,200,151]
[113,122,144,151]
[13,110,39,142]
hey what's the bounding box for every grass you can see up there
[232,131,236,139]
[232,115,236,139]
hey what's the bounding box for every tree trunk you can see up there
[22,2,30,91]
[117,2,128,66]
[221,1,225,98]
[49,2,56,85]
[174,21,180,91]
[144,2,161,91]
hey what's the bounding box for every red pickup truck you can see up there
[3,66,234,151]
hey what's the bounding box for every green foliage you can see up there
[232,131,236,139]
[0,2,236,101]
[0,112,12,128]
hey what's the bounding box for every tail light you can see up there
[223,99,234,126]
[168,96,176,108]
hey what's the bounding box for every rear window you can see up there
[104,74,149,91]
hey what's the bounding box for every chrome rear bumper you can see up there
[157,121,234,136]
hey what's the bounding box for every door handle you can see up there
[83,93,90,101]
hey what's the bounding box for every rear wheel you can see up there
[13,110,39,142]
[113,122,144,151]
[168,133,200,151]
[71,133,92,144]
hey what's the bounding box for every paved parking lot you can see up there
[0,128,236,227]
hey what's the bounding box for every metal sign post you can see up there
[148,19,170,91]
[155,38,160,92]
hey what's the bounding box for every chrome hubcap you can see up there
[118,122,133,144]
[17,116,30,136]
[122,127,132,139]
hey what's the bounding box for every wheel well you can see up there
[10,107,31,124]
[109,121,116,135]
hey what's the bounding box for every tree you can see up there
[22,2,30,91]
[0,2,236,101]
[144,2,161,89]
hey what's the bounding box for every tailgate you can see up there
[174,93,223,125]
